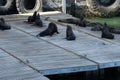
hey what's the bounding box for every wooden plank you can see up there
[2,13,120,75]
[9,16,120,70]
[0,23,98,75]
[38,26,120,69]
[0,49,49,80]
[39,13,120,69]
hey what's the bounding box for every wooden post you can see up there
[62,0,66,13]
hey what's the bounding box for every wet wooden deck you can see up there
[0,11,120,79]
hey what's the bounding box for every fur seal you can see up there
[28,11,37,23]
[76,17,86,27]
[109,27,120,34]
[87,22,103,31]
[0,18,11,30]
[91,26,102,31]
[66,25,76,40]
[36,22,59,37]
[0,18,5,23]
[58,17,87,27]
[58,18,78,24]
[101,22,114,39]
[34,13,43,27]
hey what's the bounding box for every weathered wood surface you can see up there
[9,16,120,70]
[0,49,49,80]
[0,12,120,77]
[0,23,97,75]
[10,12,120,68]
[43,14,120,68]
[44,13,120,45]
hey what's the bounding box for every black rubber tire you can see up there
[86,0,120,17]
[0,0,15,14]
[16,0,42,13]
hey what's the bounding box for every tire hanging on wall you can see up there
[0,0,15,14]
[16,0,42,13]
[86,0,120,17]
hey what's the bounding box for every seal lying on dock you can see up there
[109,28,120,34]
[36,22,59,37]
[66,25,76,40]
[89,22,120,34]
[101,22,114,39]
[58,18,78,24]
[58,17,87,27]
[89,22,103,31]
[0,18,11,30]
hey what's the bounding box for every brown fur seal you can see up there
[0,18,11,30]
[34,13,43,27]
[101,22,114,39]
[27,11,37,23]
[109,27,120,34]
[36,22,59,37]
[58,17,87,27]
[76,16,86,27]
[66,25,76,40]
[58,18,78,24]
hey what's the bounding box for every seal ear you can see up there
[38,13,40,17]
[33,11,37,16]
[36,13,40,18]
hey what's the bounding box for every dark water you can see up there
[47,67,120,80]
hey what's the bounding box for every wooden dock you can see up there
[0,11,120,79]
[0,49,49,80]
